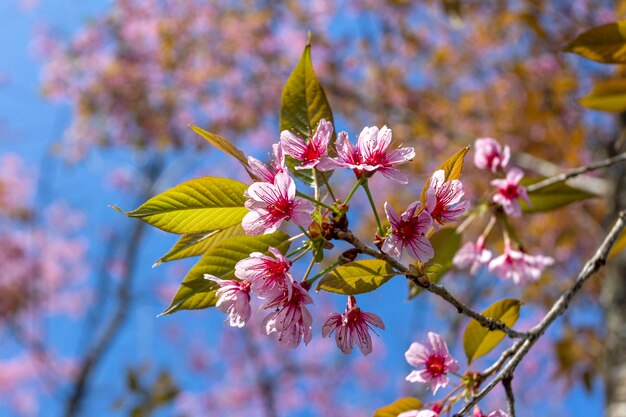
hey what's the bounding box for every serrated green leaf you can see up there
[463,298,521,363]
[563,21,626,64]
[280,39,334,186]
[420,146,469,201]
[373,398,422,417]
[521,178,597,213]
[579,79,626,112]
[161,232,290,315]
[190,125,249,168]
[409,228,462,299]
[153,224,245,267]
[117,177,248,234]
[316,259,398,295]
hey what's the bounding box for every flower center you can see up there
[425,354,447,377]
[500,184,519,199]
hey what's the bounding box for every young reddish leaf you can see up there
[114,177,249,234]
[579,79,626,112]
[420,146,469,201]
[563,21,626,64]
[521,178,597,213]
[373,397,422,417]
[463,298,521,363]
[316,259,398,295]
[190,125,249,168]
[153,224,245,267]
[160,231,290,315]
[280,38,334,186]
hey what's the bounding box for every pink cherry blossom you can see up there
[405,331,459,394]
[247,143,286,183]
[382,201,434,262]
[488,242,554,285]
[474,137,511,172]
[474,406,509,417]
[205,275,252,328]
[453,237,492,275]
[317,125,415,183]
[242,172,315,235]
[262,282,314,348]
[321,296,385,356]
[491,168,530,217]
[425,169,469,229]
[234,247,294,299]
[280,118,333,170]
[398,410,438,417]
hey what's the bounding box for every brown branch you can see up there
[502,376,516,417]
[526,151,626,193]
[454,210,626,416]
[335,230,527,339]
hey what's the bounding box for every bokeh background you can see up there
[0,1,621,416]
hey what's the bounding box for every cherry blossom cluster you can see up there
[401,331,509,417]
[209,119,471,356]
[453,138,554,285]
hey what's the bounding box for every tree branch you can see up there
[335,230,527,339]
[526,151,626,193]
[502,376,516,417]
[454,210,626,416]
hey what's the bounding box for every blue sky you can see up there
[0,1,604,416]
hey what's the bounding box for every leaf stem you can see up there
[303,259,343,286]
[301,256,316,282]
[320,172,337,202]
[296,191,337,213]
[344,176,366,205]
[361,180,384,235]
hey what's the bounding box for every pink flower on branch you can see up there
[491,168,530,217]
[235,247,294,299]
[382,201,434,262]
[398,410,438,417]
[398,410,439,417]
[488,243,554,285]
[425,169,469,229]
[280,118,333,170]
[317,125,415,183]
[405,332,459,394]
[263,282,314,348]
[242,172,314,235]
[474,406,509,417]
[453,237,492,275]
[204,276,252,328]
[247,143,286,183]
[321,296,385,356]
[474,137,510,172]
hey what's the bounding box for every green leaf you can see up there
[373,398,422,417]
[280,38,334,186]
[115,177,249,234]
[521,178,597,213]
[409,227,462,299]
[563,21,626,64]
[161,232,290,315]
[153,224,245,267]
[421,146,469,201]
[190,125,249,168]
[463,298,521,363]
[316,259,398,295]
[579,79,626,112]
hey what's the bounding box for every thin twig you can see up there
[502,376,516,417]
[454,210,626,416]
[526,151,626,193]
[335,230,527,339]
